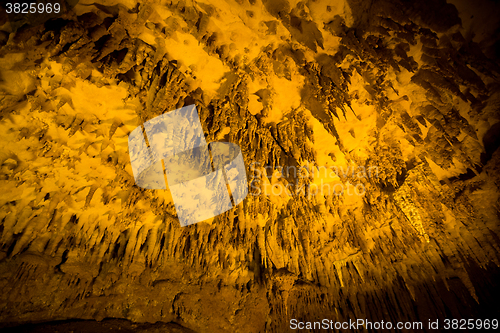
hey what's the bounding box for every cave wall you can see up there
[0,0,499,332]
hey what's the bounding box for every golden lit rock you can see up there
[0,0,499,332]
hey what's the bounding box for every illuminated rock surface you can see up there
[0,0,499,332]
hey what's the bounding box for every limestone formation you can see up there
[0,0,499,332]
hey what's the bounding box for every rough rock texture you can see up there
[0,0,499,332]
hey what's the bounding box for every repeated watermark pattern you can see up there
[249,162,379,198]
[128,105,248,227]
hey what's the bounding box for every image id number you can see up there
[5,2,61,14]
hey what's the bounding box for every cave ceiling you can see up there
[0,0,499,332]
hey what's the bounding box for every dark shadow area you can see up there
[0,318,197,333]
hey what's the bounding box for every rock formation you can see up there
[0,0,499,332]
